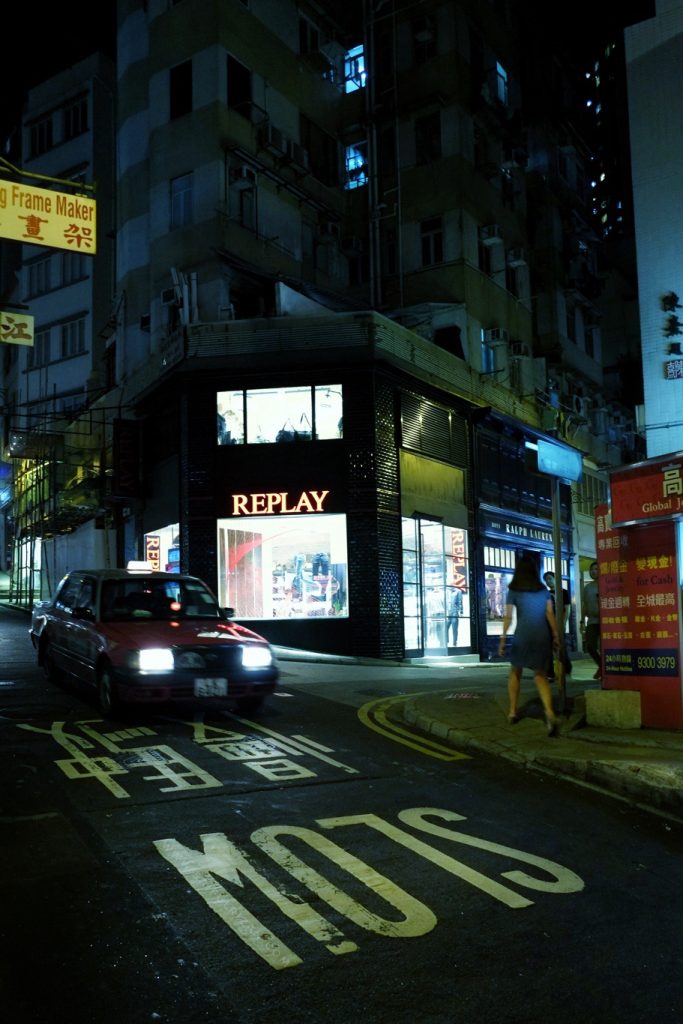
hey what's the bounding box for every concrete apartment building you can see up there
[0,53,116,602]
[626,0,683,458]
[0,0,643,661]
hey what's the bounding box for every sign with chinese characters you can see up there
[0,311,33,346]
[0,181,96,253]
[661,290,683,375]
[665,358,683,380]
[595,503,682,728]
[610,452,683,525]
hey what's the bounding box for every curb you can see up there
[396,699,683,824]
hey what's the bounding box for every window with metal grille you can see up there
[27,257,51,297]
[61,317,86,358]
[63,96,88,140]
[171,173,192,228]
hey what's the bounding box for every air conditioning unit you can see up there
[484,327,509,345]
[507,247,526,267]
[591,408,608,436]
[510,355,534,396]
[160,287,178,306]
[319,219,341,241]
[572,394,589,418]
[341,235,363,255]
[231,165,257,189]
[509,339,530,357]
[480,224,503,245]
[286,140,310,171]
[262,123,287,156]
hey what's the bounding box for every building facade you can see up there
[0,0,644,660]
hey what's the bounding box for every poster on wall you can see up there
[217,513,349,620]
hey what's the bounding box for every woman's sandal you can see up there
[508,714,519,725]
[546,716,559,737]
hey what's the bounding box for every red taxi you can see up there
[30,567,279,716]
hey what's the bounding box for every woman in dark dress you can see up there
[497,554,561,736]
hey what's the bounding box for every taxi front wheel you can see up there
[98,667,120,717]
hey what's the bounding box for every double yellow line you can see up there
[358,693,471,762]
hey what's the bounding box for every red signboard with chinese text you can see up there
[610,452,683,525]
[596,503,683,728]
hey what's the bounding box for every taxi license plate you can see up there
[194,677,228,697]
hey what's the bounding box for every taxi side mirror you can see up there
[72,606,95,622]
[221,607,235,620]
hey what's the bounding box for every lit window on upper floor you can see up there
[344,45,366,93]
[217,386,343,445]
[495,62,508,105]
[345,143,368,189]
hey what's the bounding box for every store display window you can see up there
[217,513,348,619]
[402,517,471,654]
[217,385,343,445]
[144,523,180,573]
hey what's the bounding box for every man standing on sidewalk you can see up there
[582,560,601,680]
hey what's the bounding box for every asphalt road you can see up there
[1,611,682,1024]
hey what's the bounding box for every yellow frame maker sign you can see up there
[0,311,34,346]
[0,181,96,254]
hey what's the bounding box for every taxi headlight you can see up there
[241,645,272,669]
[137,648,174,672]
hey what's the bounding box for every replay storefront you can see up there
[216,489,349,622]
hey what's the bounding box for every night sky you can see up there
[0,4,116,146]
[0,2,655,151]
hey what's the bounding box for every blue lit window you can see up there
[345,143,368,189]
[495,62,508,105]
[344,45,366,93]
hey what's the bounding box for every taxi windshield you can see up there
[101,578,221,622]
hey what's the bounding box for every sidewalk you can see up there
[274,646,683,824]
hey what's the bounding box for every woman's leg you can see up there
[507,666,522,718]
[533,670,558,724]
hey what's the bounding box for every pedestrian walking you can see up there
[582,559,601,680]
[498,554,562,736]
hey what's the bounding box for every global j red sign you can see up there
[610,453,683,526]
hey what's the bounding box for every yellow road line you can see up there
[358,694,470,762]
